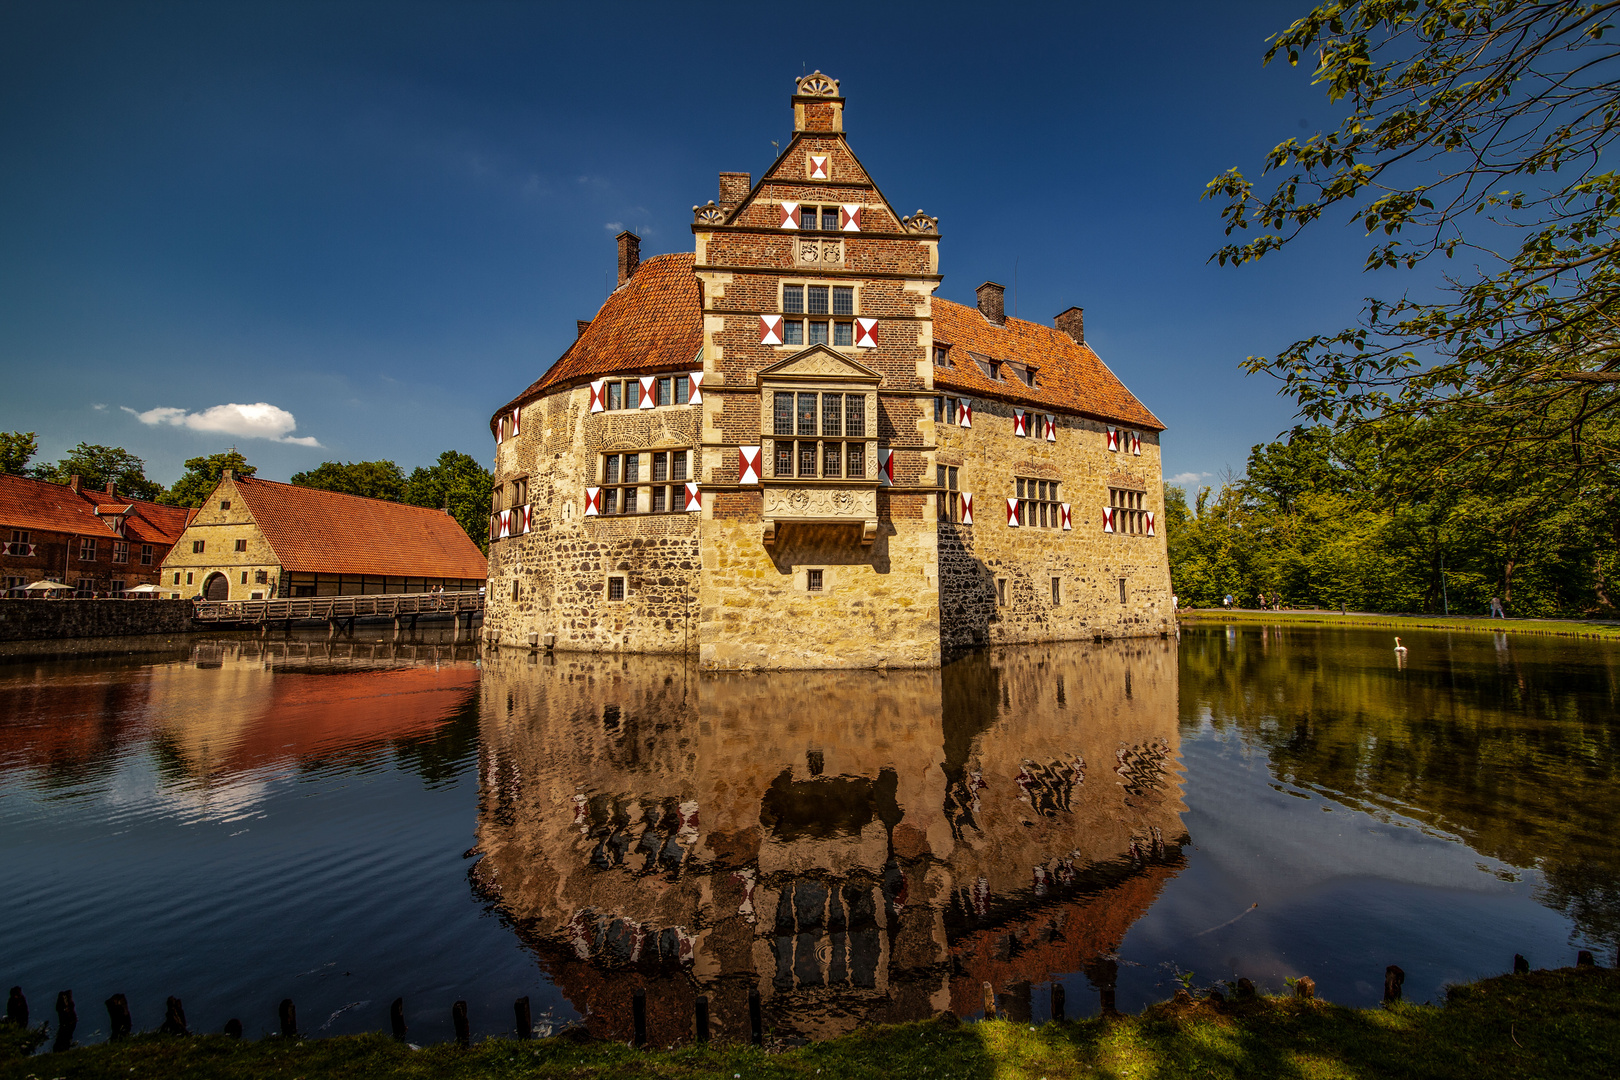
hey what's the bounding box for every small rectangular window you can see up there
[784,320,805,345]
[934,396,943,422]
[192,540,205,554]
[624,454,639,483]
[608,382,623,410]
[672,450,687,482]
[807,321,829,345]
[784,285,804,313]
[141,544,153,565]
[652,452,668,482]
[111,580,125,594]
[996,578,1007,606]
[799,441,817,478]
[604,488,619,514]
[774,394,794,436]
[675,376,690,404]
[807,285,829,315]
[185,572,194,586]
[846,396,865,437]
[234,538,248,552]
[220,500,231,511]
[807,568,824,592]
[1052,577,1062,605]
[776,441,794,478]
[846,442,864,478]
[604,455,620,484]
[255,570,268,584]
[657,377,673,406]
[832,286,853,315]
[822,393,842,437]
[79,538,96,560]
[1119,578,1128,604]
[240,571,249,585]
[820,206,838,230]
[607,576,625,602]
[933,344,951,367]
[173,572,181,585]
[652,486,667,513]
[823,442,842,477]
[833,321,853,346]
[625,381,640,409]
[797,392,818,436]
[113,541,128,563]
[623,487,637,513]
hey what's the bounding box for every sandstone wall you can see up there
[158,476,284,600]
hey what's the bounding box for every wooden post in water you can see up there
[5,987,24,1027]
[1383,966,1405,1004]
[105,994,131,1040]
[513,996,530,1041]
[632,989,646,1048]
[1514,954,1530,974]
[452,1000,469,1048]
[278,998,297,1038]
[982,981,997,1020]
[390,998,407,1041]
[695,995,709,1043]
[160,996,189,1036]
[1577,950,1596,968]
[52,991,75,1053]
[223,1018,242,1039]
[1050,982,1065,1022]
[748,989,762,1046]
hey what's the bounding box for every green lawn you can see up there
[1179,607,1620,641]
[4,967,1617,1080]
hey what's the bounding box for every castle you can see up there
[484,73,1170,669]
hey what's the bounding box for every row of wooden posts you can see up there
[5,953,1601,1050]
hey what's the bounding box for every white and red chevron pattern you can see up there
[1102,506,1115,533]
[1005,498,1020,527]
[684,481,701,511]
[688,371,704,404]
[1013,409,1027,437]
[779,202,800,229]
[960,492,974,525]
[639,375,656,409]
[808,154,829,179]
[840,204,861,231]
[760,315,783,345]
[1131,430,1142,455]
[584,487,602,517]
[1106,427,1119,452]
[738,446,762,485]
[1044,414,1057,441]
[590,379,606,413]
[1145,511,1155,536]
[880,448,894,486]
[854,318,878,348]
[1061,504,1072,530]
[959,399,973,428]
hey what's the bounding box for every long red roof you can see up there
[0,473,191,544]
[231,475,487,580]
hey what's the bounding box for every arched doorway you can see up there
[203,572,229,601]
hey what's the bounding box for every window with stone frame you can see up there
[6,530,30,557]
[781,283,855,347]
[798,204,841,232]
[4,576,24,594]
[113,541,129,563]
[234,538,248,552]
[937,465,961,522]
[255,570,269,585]
[490,485,503,513]
[1015,478,1061,528]
[192,539,205,554]
[933,395,961,425]
[141,544,153,565]
[606,575,626,602]
[79,538,97,560]
[775,390,866,479]
[654,375,691,406]
[599,452,639,514]
[510,476,528,507]
[1109,488,1147,535]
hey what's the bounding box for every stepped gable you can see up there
[231,475,487,580]
[496,253,702,421]
[932,299,1163,430]
[0,472,189,543]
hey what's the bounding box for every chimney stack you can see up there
[105,480,116,499]
[68,475,80,493]
[577,319,592,339]
[791,71,844,133]
[616,231,641,288]
[976,281,1006,326]
[1055,306,1085,344]
[222,468,233,481]
[718,173,751,212]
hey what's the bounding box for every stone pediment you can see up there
[758,345,882,384]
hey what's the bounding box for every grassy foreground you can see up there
[3,968,1617,1080]
[1179,607,1620,641]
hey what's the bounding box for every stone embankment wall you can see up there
[0,599,194,642]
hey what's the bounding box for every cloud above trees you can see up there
[122,403,322,447]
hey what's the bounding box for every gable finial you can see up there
[795,70,839,97]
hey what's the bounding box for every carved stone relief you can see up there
[763,486,876,519]
[901,210,939,234]
[796,71,840,97]
[795,239,844,267]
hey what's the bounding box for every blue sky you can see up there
[0,0,1395,491]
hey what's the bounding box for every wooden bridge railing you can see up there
[193,590,485,625]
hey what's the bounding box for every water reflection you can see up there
[474,639,1186,1043]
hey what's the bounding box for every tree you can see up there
[0,431,38,475]
[159,450,257,508]
[1207,0,1620,480]
[31,442,163,501]
[405,450,493,554]
[291,460,409,503]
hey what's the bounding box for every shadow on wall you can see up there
[765,522,891,576]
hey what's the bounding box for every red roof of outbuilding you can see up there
[0,473,191,544]
[496,253,703,422]
[230,475,487,580]
[931,300,1164,430]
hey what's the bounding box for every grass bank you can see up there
[3,967,1617,1080]
[1179,607,1620,641]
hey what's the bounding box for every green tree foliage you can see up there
[159,450,257,508]
[0,431,38,475]
[1207,0,1620,478]
[405,451,493,555]
[291,460,409,502]
[1168,421,1618,616]
[31,442,163,501]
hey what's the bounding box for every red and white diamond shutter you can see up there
[738,446,762,485]
[879,449,894,486]
[1013,409,1027,437]
[760,315,783,346]
[1045,414,1057,442]
[779,202,800,229]
[840,204,861,231]
[1102,506,1115,533]
[1060,504,1072,530]
[1106,427,1119,452]
[854,318,878,348]
[510,407,521,438]
[520,504,533,534]
[496,509,511,539]
[1005,498,1020,527]
[960,492,974,525]
[1131,430,1142,455]
[638,375,656,409]
[589,379,606,413]
[959,399,973,428]
[584,487,602,517]
[808,154,829,179]
[688,371,704,404]
[1145,511,1156,537]
[684,481,701,511]
[494,418,503,446]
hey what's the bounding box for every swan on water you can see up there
[1394,636,1408,656]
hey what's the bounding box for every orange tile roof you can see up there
[496,253,703,423]
[0,473,190,543]
[931,299,1164,431]
[232,475,487,580]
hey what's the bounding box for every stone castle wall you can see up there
[0,598,195,642]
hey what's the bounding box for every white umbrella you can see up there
[123,583,162,593]
[22,580,73,591]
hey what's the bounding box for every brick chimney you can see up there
[577,319,592,339]
[68,475,80,493]
[616,230,640,287]
[104,480,116,499]
[1055,306,1085,344]
[792,71,844,134]
[222,468,233,481]
[718,172,751,212]
[976,281,1006,326]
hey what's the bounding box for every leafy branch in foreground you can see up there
[1206,0,1620,475]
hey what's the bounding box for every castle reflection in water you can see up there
[473,639,1186,1043]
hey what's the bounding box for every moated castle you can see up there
[483,73,1170,669]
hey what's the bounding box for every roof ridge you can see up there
[237,473,454,513]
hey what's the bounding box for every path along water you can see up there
[0,624,1614,1045]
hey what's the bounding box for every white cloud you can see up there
[603,221,624,232]
[122,403,322,447]
[92,403,107,411]
[1168,471,1213,487]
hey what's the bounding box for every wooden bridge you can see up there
[192,589,484,638]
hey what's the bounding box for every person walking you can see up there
[1489,595,1506,619]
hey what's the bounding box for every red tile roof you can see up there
[0,473,191,544]
[232,476,488,580]
[496,253,703,423]
[931,300,1164,430]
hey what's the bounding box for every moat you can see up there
[1,625,1615,1046]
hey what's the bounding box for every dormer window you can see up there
[970,352,1000,380]
[1006,362,1038,388]
[933,344,951,367]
